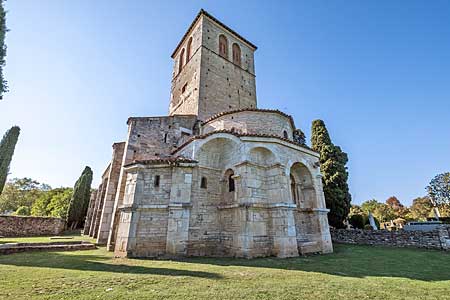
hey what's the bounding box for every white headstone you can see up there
[368,212,378,230]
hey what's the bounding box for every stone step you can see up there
[0,242,96,255]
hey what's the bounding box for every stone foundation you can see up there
[0,216,66,237]
[331,226,450,251]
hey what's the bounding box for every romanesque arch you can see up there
[186,36,193,61]
[232,43,241,66]
[249,146,276,166]
[289,162,316,208]
[222,168,236,204]
[219,34,228,59]
[179,48,185,74]
[195,136,240,169]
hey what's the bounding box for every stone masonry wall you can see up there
[169,13,257,121]
[107,115,197,251]
[169,16,203,117]
[197,16,256,120]
[0,216,65,237]
[202,111,294,140]
[331,227,450,250]
[97,142,125,244]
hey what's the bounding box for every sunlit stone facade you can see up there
[84,9,333,258]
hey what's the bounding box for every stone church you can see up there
[83,9,333,258]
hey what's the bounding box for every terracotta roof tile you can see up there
[124,156,197,168]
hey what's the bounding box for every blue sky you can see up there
[1,1,449,206]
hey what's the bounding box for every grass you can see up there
[0,241,449,300]
[0,231,95,244]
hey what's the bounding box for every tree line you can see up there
[0,171,93,229]
[310,120,450,228]
[349,196,450,229]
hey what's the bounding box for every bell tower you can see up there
[169,9,257,121]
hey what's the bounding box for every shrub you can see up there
[364,224,373,230]
[14,205,30,216]
[363,216,380,229]
[349,214,365,229]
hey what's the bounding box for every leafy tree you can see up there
[361,199,379,214]
[30,192,52,216]
[427,172,450,206]
[373,203,396,222]
[311,120,351,228]
[0,177,48,213]
[386,196,403,209]
[0,0,7,99]
[14,205,30,216]
[47,188,72,219]
[349,214,365,229]
[361,199,396,222]
[31,187,72,218]
[349,205,365,217]
[293,129,306,145]
[0,126,20,194]
[67,166,93,229]
[409,196,433,221]
[438,204,450,218]
[385,196,409,219]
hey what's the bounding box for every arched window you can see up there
[179,48,185,74]
[219,34,228,59]
[228,173,235,192]
[283,130,288,139]
[200,177,207,189]
[186,37,192,61]
[290,174,297,203]
[222,169,236,204]
[232,43,241,66]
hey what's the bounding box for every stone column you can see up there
[90,181,107,238]
[166,203,191,256]
[113,169,141,257]
[114,208,140,258]
[97,142,125,245]
[107,143,134,251]
[166,166,193,256]
[271,204,299,258]
[82,190,97,235]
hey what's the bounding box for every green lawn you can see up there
[0,242,449,300]
[0,231,95,244]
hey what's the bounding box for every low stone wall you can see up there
[0,215,66,237]
[0,241,96,255]
[331,226,450,251]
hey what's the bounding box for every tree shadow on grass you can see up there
[1,244,448,282]
[0,251,222,279]
[177,244,450,282]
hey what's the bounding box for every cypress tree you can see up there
[311,120,351,228]
[67,166,93,229]
[0,126,20,195]
[0,0,8,99]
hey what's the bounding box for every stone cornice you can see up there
[218,203,297,210]
[126,115,197,125]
